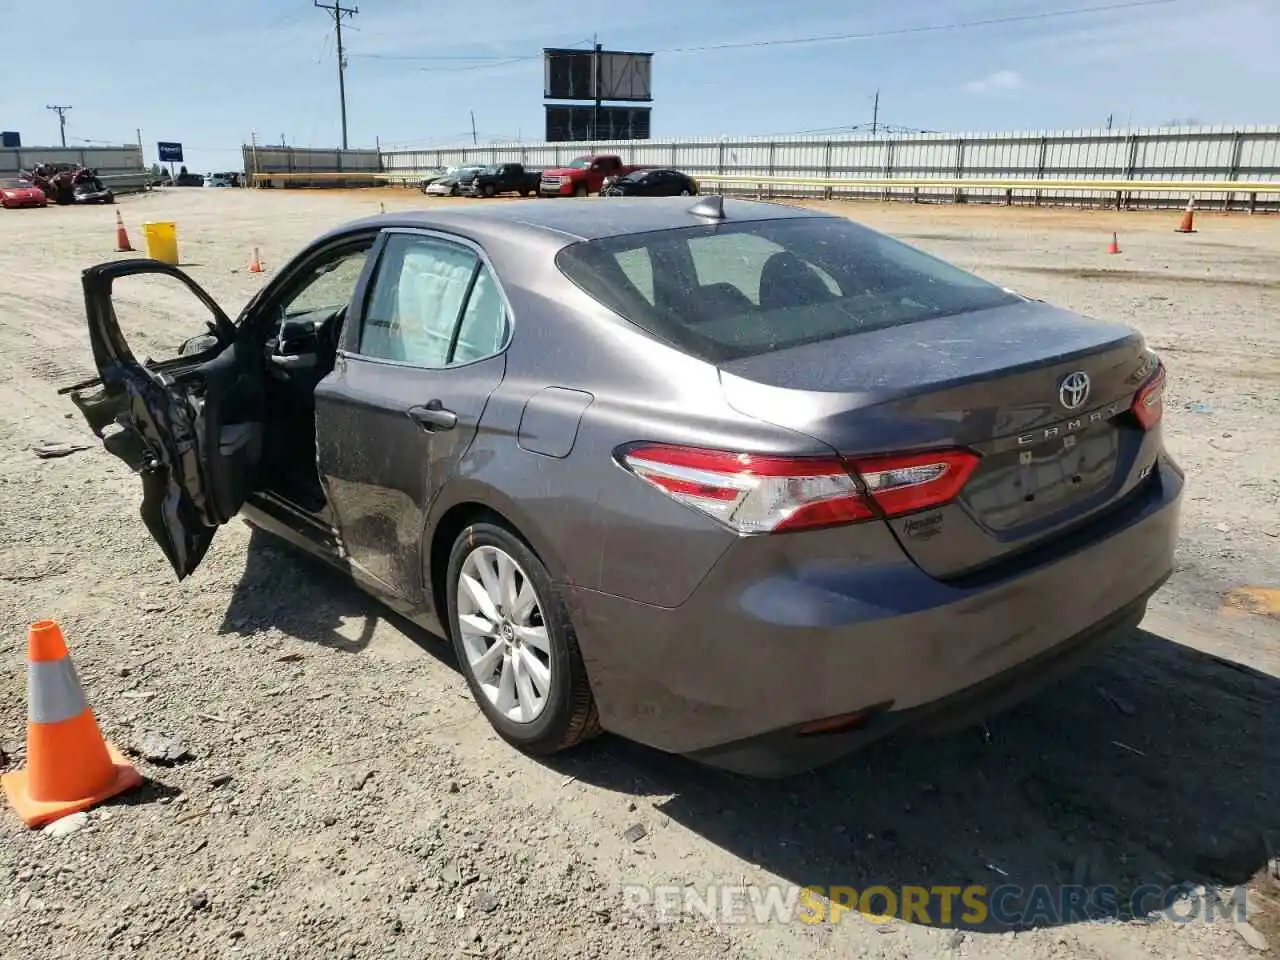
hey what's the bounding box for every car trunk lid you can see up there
[717,299,1160,579]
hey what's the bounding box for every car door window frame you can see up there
[235,230,381,338]
[343,227,513,369]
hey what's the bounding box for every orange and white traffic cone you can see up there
[1107,232,1121,255]
[1175,197,1197,233]
[248,247,264,273]
[1,620,142,828]
[114,210,134,252]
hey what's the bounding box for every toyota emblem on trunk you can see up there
[1059,371,1091,410]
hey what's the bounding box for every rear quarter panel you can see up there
[434,229,832,608]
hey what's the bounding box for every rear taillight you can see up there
[1131,363,1166,430]
[618,444,979,534]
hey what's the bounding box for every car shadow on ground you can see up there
[217,531,1278,933]
[216,527,451,669]
[546,627,1280,933]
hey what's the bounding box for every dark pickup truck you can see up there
[465,163,541,197]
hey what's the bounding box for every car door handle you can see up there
[407,402,457,431]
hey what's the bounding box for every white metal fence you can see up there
[242,145,381,188]
[376,125,1280,210]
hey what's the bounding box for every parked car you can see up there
[602,168,699,197]
[0,176,48,208]
[465,163,542,198]
[204,172,240,188]
[417,168,450,192]
[539,154,644,197]
[63,196,1179,777]
[72,171,114,204]
[424,166,484,197]
[173,168,205,187]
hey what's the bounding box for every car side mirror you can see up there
[178,333,220,357]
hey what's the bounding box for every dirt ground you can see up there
[0,188,1277,960]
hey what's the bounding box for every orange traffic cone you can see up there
[1107,232,1121,255]
[248,247,264,273]
[1175,197,1197,233]
[1,620,142,828]
[114,210,133,252]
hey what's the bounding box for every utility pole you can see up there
[470,111,478,146]
[592,36,602,141]
[315,1,358,149]
[871,90,879,136]
[46,105,72,147]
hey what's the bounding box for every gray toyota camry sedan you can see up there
[63,195,1180,776]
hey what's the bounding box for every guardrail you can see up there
[691,174,1280,194]
[693,175,1280,213]
[101,173,152,195]
[247,170,383,187]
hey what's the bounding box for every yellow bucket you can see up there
[142,221,179,265]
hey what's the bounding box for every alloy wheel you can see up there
[456,545,552,724]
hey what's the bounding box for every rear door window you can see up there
[357,233,509,367]
[360,235,477,366]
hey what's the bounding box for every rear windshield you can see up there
[555,216,1020,364]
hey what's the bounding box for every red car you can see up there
[1,177,48,209]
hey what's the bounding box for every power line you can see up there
[660,0,1180,53]
[46,105,72,147]
[315,1,359,149]
[349,0,1180,72]
[350,37,596,74]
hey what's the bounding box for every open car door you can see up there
[57,260,266,579]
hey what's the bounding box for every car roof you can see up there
[334,196,834,245]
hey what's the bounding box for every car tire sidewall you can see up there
[445,522,578,749]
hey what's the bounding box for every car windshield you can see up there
[483,165,501,175]
[555,216,1021,364]
[619,171,647,183]
[567,158,591,169]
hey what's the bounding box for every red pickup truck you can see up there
[538,154,645,197]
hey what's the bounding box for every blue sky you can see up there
[1,0,1276,172]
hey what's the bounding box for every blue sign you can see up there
[157,141,184,163]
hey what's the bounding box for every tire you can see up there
[679,189,691,196]
[446,521,599,755]
[483,184,496,197]
[573,183,588,198]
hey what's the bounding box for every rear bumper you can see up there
[569,456,1183,776]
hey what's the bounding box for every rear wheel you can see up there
[446,522,599,755]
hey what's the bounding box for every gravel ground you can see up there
[0,189,1277,960]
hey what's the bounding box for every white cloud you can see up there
[964,69,1024,94]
